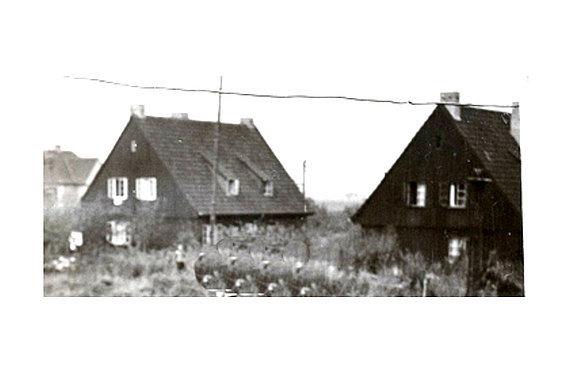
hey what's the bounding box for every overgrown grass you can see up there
[44,249,206,297]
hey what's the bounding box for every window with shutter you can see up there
[107,177,128,205]
[106,221,132,246]
[449,183,467,208]
[448,237,467,264]
[439,182,449,207]
[136,177,157,201]
[406,182,426,207]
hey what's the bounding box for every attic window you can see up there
[406,182,426,207]
[130,140,137,153]
[435,135,442,148]
[227,179,239,196]
[449,183,467,208]
[136,177,157,201]
[107,177,128,205]
[263,181,274,196]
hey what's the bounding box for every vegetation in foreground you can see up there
[44,202,522,297]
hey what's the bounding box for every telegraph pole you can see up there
[209,76,222,245]
[302,160,307,212]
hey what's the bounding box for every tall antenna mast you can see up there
[303,160,307,212]
[209,76,222,245]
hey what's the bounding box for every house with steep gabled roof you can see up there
[352,93,523,284]
[81,105,310,248]
[44,146,100,209]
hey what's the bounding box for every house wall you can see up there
[354,107,523,264]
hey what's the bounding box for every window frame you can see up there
[107,177,129,204]
[227,179,240,196]
[449,182,467,209]
[447,236,468,264]
[263,180,274,197]
[135,177,157,201]
[406,181,426,207]
[106,220,132,246]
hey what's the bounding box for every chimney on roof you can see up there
[130,105,145,118]
[440,92,461,121]
[240,118,256,129]
[510,102,520,144]
[171,113,189,120]
[55,145,61,152]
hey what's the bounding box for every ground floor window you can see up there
[106,220,132,246]
[202,224,218,245]
[448,237,468,264]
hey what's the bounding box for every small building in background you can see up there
[44,146,100,209]
[352,93,522,276]
[81,106,310,248]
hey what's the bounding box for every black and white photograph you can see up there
[4,0,576,383]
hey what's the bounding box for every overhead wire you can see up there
[64,76,519,109]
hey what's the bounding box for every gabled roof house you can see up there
[44,146,100,209]
[82,106,310,247]
[352,93,523,281]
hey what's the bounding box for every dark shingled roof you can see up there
[453,106,521,213]
[44,149,100,186]
[134,116,307,216]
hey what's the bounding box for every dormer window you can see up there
[406,182,426,207]
[227,179,239,196]
[263,180,274,196]
[130,140,138,153]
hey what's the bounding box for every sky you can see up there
[31,1,529,201]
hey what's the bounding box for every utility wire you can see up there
[64,76,519,109]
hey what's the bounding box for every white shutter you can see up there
[150,177,157,200]
[107,178,114,198]
[416,183,426,207]
[135,178,142,200]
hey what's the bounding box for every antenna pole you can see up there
[303,160,307,212]
[209,76,222,245]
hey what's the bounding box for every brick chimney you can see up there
[171,113,189,120]
[440,92,461,121]
[130,105,145,118]
[240,118,256,129]
[510,102,520,144]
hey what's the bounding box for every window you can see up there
[439,182,468,208]
[136,177,157,201]
[107,177,128,205]
[106,221,132,246]
[130,140,138,153]
[406,182,426,207]
[449,183,467,208]
[227,179,239,196]
[202,224,217,245]
[263,180,274,196]
[448,237,467,264]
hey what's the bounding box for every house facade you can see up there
[81,106,310,248]
[44,146,100,209]
[352,93,523,276]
